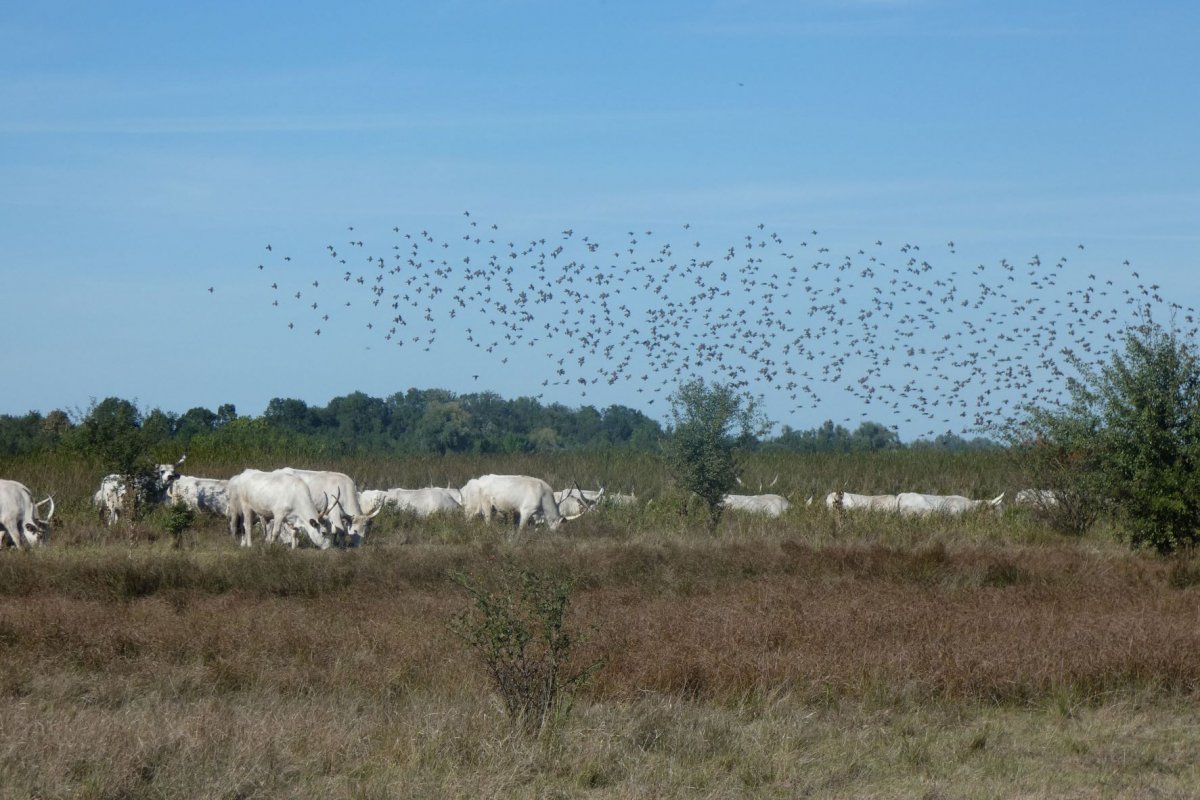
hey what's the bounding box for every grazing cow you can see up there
[93,455,187,525]
[553,486,606,518]
[357,489,387,516]
[723,493,791,517]
[604,491,638,507]
[1015,489,1060,508]
[896,492,1005,516]
[167,476,230,516]
[0,479,53,548]
[462,474,571,530]
[278,468,381,546]
[359,487,463,517]
[226,469,333,549]
[825,491,900,513]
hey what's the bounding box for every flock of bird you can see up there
[237,214,1195,438]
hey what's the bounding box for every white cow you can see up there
[226,469,333,549]
[896,492,1005,516]
[93,455,187,525]
[357,489,387,516]
[553,486,606,518]
[278,468,381,547]
[825,491,900,512]
[462,474,573,530]
[0,479,53,548]
[1015,489,1060,508]
[167,476,230,516]
[723,493,791,517]
[359,487,463,517]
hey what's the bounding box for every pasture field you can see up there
[2,451,1199,798]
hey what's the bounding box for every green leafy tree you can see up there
[68,398,153,478]
[215,403,238,427]
[665,378,770,528]
[176,406,218,441]
[417,400,474,453]
[850,421,902,452]
[65,398,157,521]
[1015,321,1200,551]
[264,397,317,435]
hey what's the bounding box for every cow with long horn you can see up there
[226,469,333,549]
[277,468,381,546]
[553,481,606,519]
[0,479,54,548]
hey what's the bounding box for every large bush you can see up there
[1015,321,1200,552]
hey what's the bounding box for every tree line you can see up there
[0,388,997,461]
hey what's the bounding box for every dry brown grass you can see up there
[1,528,1199,797]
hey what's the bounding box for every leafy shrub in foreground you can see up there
[448,565,601,736]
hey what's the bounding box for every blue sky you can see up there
[3,1,1198,440]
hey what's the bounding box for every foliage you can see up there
[65,397,155,477]
[1008,409,1104,535]
[664,379,770,528]
[1012,321,1200,552]
[163,502,197,548]
[0,409,69,455]
[768,419,905,453]
[448,565,601,736]
[1,385,1010,462]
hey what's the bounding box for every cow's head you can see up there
[559,482,604,521]
[28,495,54,545]
[2,495,52,547]
[281,514,332,549]
[357,490,388,517]
[154,454,187,492]
[325,489,382,548]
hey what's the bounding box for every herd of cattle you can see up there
[0,455,1059,549]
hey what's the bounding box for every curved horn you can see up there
[735,476,745,487]
[176,453,188,467]
[38,495,55,521]
[573,480,599,509]
[769,474,779,488]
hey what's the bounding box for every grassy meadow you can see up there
[2,450,1199,798]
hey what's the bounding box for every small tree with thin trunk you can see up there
[665,378,770,529]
